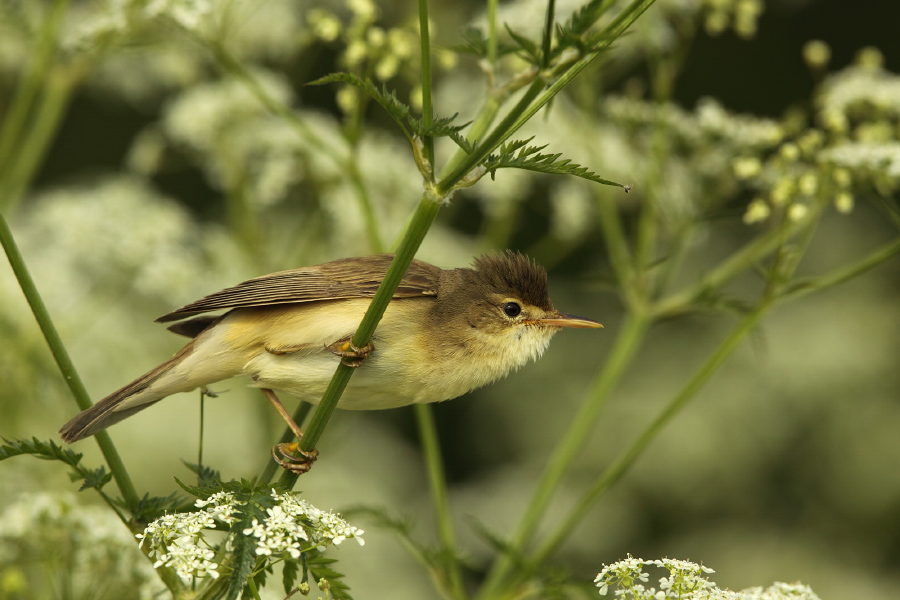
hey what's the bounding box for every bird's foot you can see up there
[272,442,319,475]
[326,338,374,367]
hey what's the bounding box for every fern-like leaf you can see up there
[452,27,517,57]
[0,437,116,493]
[483,138,625,188]
[306,549,354,600]
[309,73,413,140]
[505,25,542,65]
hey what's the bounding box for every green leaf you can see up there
[282,559,299,595]
[451,27,517,57]
[309,73,413,140]
[74,465,113,492]
[1,436,82,466]
[225,506,258,600]
[307,548,354,600]
[131,491,188,524]
[565,0,614,36]
[1,437,116,493]
[182,459,222,488]
[505,25,542,65]
[483,137,626,188]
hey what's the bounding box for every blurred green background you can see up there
[1,0,899,598]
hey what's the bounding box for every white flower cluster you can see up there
[137,493,235,583]
[242,489,364,560]
[138,489,363,584]
[595,556,819,600]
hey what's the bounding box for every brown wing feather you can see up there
[156,254,441,323]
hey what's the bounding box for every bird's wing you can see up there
[156,254,440,323]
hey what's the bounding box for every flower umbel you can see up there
[137,488,363,585]
[595,556,820,600]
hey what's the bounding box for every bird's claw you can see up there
[325,338,374,367]
[271,442,319,475]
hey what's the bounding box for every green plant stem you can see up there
[652,223,803,318]
[415,404,466,600]
[0,212,140,509]
[279,194,443,487]
[0,0,69,178]
[418,0,435,168]
[477,312,651,600]
[541,0,556,69]
[778,237,900,304]
[595,188,637,308]
[0,67,75,213]
[212,44,383,252]
[529,300,771,567]
[487,0,498,67]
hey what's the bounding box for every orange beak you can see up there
[535,311,603,329]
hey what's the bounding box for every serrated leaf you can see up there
[131,491,189,523]
[182,460,222,488]
[77,465,113,492]
[1,437,82,466]
[505,25,542,65]
[417,113,469,138]
[451,27,518,57]
[283,559,299,595]
[307,548,353,600]
[448,131,476,154]
[483,138,625,188]
[309,72,413,140]
[225,511,256,600]
[565,0,613,36]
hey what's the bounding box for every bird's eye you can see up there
[502,302,522,318]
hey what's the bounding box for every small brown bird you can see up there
[59,252,601,466]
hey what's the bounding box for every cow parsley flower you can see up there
[138,488,363,584]
[595,556,819,600]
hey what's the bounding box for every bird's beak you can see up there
[536,311,603,329]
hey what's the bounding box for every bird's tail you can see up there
[59,341,202,442]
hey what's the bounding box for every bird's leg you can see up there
[262,388,318,475]
[325,336,374,368]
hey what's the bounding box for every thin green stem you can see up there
[652,223,802,318]
[0,211,140,509]
[777,236,900,304]
[211,44,384,252]
[0,0,69,178]
[487,0,498,67]
[541,0,556,70]
[415,404,466,600]
[198,390,205,470]
[595,187,638,308]
[0,68,75,213]
[477,312,651,600]
[280,195,443,487]
[529,300,771,567]
[418,0,435,169]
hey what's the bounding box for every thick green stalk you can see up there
[415,403,466,600]
[0,211,140,508]
[529,300,771,567]
[477,312,651,600]
[278,195,443,487]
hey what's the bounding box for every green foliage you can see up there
[0,437,111,492]
[483,137,625,187]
